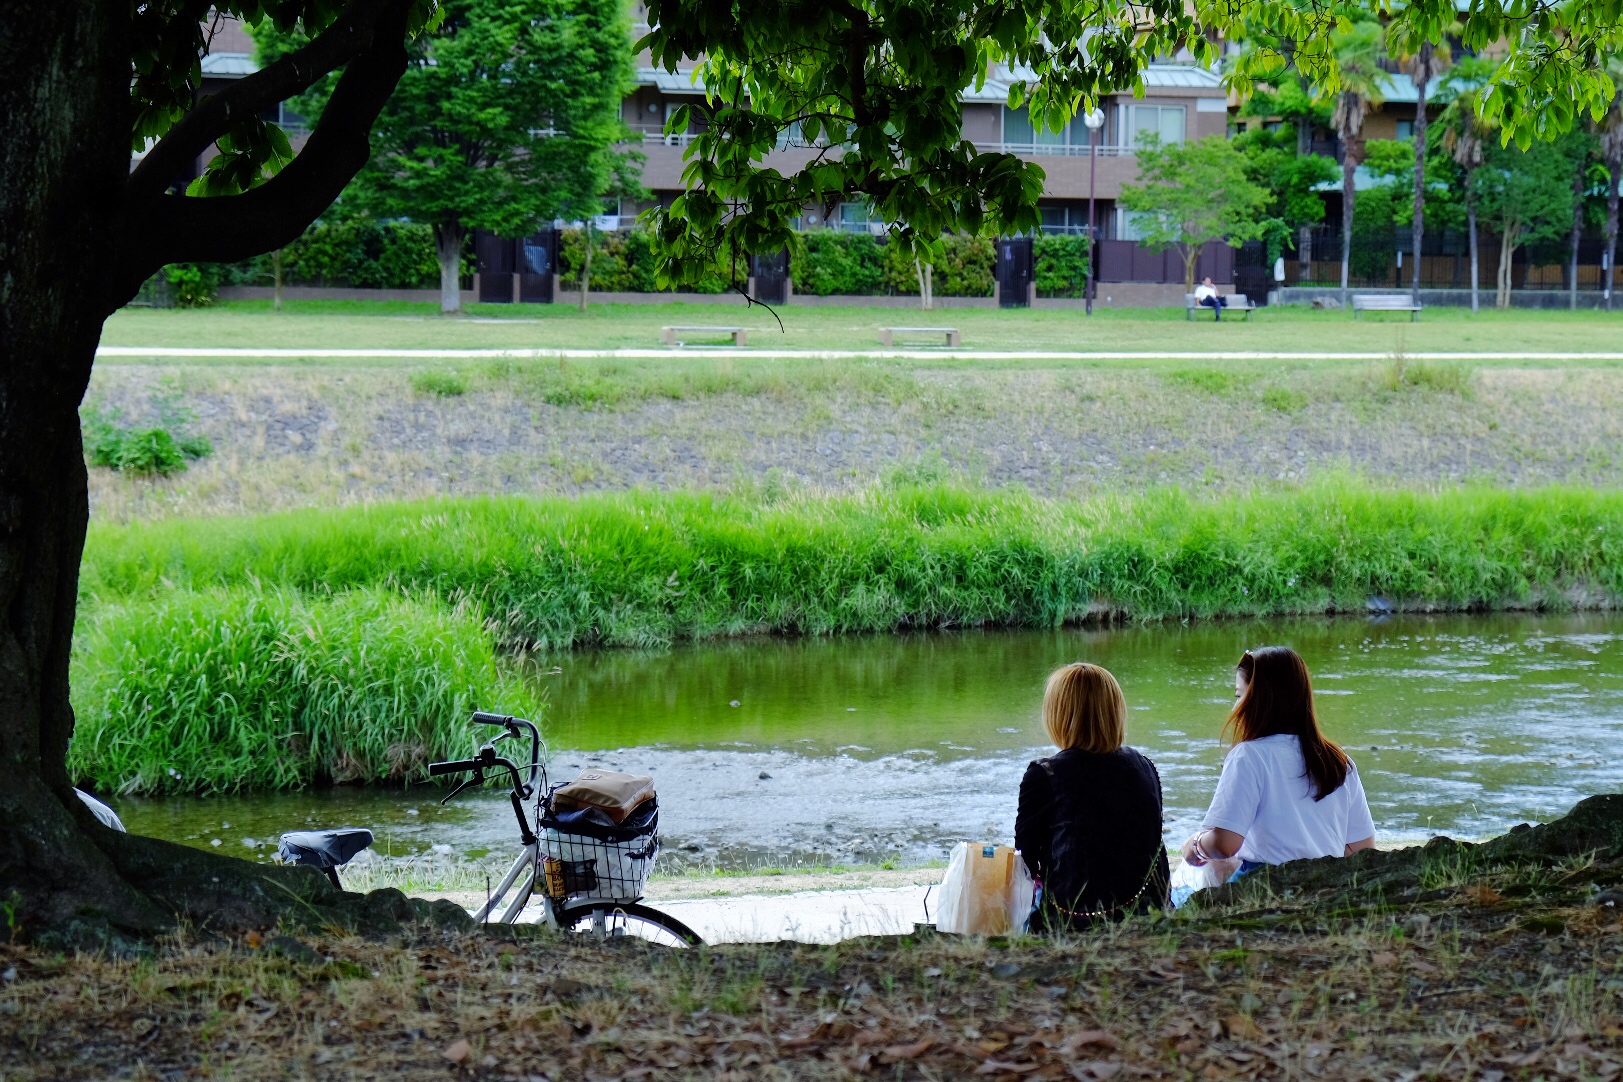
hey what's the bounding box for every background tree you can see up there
[1438,58,1496,311]
[1118,135,1272,292]
[1231,124,1340,273]
[1473,134,1581,308]
[1603,73,1623,310]
[1325,21,1391,303]
[264,0,637,313]
[1387,23,1452,305]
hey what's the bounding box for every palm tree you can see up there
[1438,59,1494,313]
[1389,28,1453,305]
[1327,22,1391,305]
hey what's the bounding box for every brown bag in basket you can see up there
[551,769,656,825]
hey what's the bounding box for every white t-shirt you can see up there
[1201,734,1375,865]
[1194,283,1218,301]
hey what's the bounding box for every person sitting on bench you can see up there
[1194,277,1228,320]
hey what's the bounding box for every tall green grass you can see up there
[82,481,1623,653]
[69,586,539,795]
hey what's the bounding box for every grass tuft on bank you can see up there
[69,586,539,795]
[82,480,1623,653]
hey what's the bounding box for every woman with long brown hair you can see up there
[1178,647,1375,895]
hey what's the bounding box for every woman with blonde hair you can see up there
[1177,646,1375,901]
[1015,662,1170,930]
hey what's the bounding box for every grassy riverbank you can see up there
[69,481,1623,793]
[84,481,1623,647]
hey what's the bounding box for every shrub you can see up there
[68,586,540,795]
[789,232,887,295]
[1260,386,1310,413]
[163,263,220,307]
[1034,234,1090,298]
[557,227,734,294]
[879,236,996,298]
[410,370,468,397]
[83,405,213,476]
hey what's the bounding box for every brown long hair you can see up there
[1224,646,1349,801]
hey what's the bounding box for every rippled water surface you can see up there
[121,613,1623,870]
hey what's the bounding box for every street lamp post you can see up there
[1083,108,1105,316]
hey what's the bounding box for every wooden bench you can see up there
[662,325,747,347]
[1184,293,1257,321]
[877,326,961,348]
[1352,294,1423,321]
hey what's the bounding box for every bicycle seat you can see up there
[278,828,374,871]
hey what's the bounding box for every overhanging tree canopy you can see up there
[640,0,1623,287]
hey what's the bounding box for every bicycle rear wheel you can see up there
[554,902,702,947]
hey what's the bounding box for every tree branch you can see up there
[127,0,401,205]
[110,0,413,308]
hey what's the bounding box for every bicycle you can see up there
[426,711,702,946]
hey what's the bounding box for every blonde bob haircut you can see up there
[1042,662,1127,753]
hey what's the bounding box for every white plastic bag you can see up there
[1169,855,1241,908]
[936,842,1035,934]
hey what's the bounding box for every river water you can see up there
[120,613,1623,871]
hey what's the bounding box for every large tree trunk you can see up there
[434,221,465,314]
[0,1,468,944]
[0,0,175,943]
[1410,53,1430,307]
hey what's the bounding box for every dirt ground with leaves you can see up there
[11,795,1623,1082]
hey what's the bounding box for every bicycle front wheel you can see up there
[555,902,702,947]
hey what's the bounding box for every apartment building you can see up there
[620,63,1231,242]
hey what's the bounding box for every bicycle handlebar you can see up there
[471,712,512,726]
[428,757,481,777]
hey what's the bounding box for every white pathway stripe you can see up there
[96,346,1623,361]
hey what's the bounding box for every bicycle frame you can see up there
[474,841,553,925]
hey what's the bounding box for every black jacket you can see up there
[1015,746,1171,927]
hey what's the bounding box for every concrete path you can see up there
[437,882,936,944]
[96,346,1623,362]
[656,884,934,944]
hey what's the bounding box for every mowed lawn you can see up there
[100,299,1623,363]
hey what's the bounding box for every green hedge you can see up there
[1034,234,1090,298]
[789,233,995,297]
[557,228,733,294]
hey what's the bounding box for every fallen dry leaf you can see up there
[977,1060,1042,1075]
[1464,885,1504,906]
[1224,1014,1263,1041]
[441,1039,471,1063]
[1063,1029,1120,1053]
[1370,951,1398,967]
[1071,1064,1122,1081]
[880,1038,934,1061]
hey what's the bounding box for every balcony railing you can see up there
[627,125,1143,158]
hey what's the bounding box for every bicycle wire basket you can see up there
[536,796,660,904]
